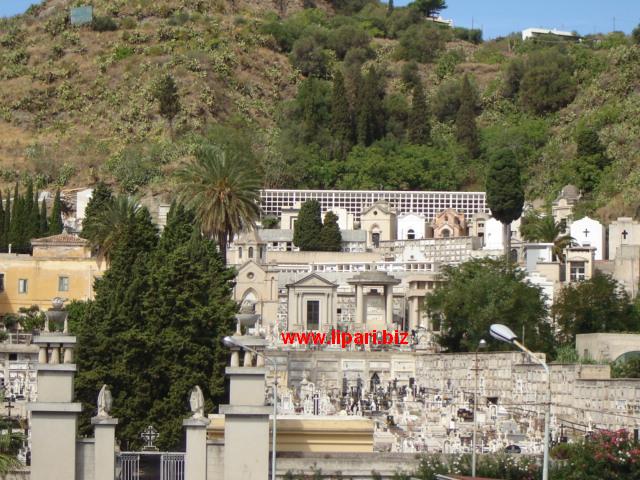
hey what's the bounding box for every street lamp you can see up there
[489,324,551,480]
[222,336,277,480]
[471,338,487,478]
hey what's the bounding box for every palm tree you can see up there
[175,144,261,263]
[521,214,574,262]
[84,195,141,262]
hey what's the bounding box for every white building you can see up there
[521,28,578,41]
[397,213,427,240]
[260,189,488,222]
[608,217,640,260]
[570,216,605,260]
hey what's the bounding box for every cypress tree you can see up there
[153,73,181,138]
[356,67,385,146]
[455,74,480,158]
[81,181,113,240]
[40,199,48,235]
[293,200,323,251]
[387,0,394,15]
[0,191,4,251]
[9,182,28,252]
[49,190,64,235]
[408,81,431,145]
[4,189,10,250]
[486,148,524,261]
[25,181,40,240]
[320,211,342,252]
[331,70,354,160]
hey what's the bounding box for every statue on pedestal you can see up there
[97,384,113,418]
[189,385,205,419]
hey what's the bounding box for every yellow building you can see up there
[0,233,106,314]
[208,415,374,453]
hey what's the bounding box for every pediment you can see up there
[287,273,337,288]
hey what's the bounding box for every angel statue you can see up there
[97,384,113,418]
[189,385,205,419]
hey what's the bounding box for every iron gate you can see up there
[117,452,185,480]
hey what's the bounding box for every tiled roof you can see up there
[31,233,88,247]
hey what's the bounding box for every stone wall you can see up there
[75,439,94,480]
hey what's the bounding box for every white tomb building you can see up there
[570,216,605,260]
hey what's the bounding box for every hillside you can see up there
[0,0,639,221]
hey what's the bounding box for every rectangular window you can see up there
[58,276,69,292]
[0,273,4,292]
[306,300,320,330]
[570,262,586,282]
[18,279,28,294]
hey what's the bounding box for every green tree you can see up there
[25,181,39,240]
[9,183,30,253]
[611,356,640,378]
[74,205,159,449]
[552,272,639,344]
[519,48,576,115]
[0,192,4,251]
[412,0,446,17]
[426,258,553,354]
[455,74,479,157]
[139,204,236,448]
[83,195,142,261]
[502,57,525,99]
[3,190,10,252]
[153,74,181,137]
[485,148,524,260]
[397,23,447,63]
[387,0,394,15]
[573,125,611,193]
[293,199,323,251]
[356,66,386,146]
[80,181,113,241]
[632,24,640,44]
[519,213,574,261]
[330,70,354,159]
[320,211,342,251]
[175,144,261,264]
[39,198,48,235]
[48,189,64,235]
[408,82,430,145]
[290,36,331,78]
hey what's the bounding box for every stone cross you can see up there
[622,230,629,239]
[583,229,590,237]
[141,425,159,451]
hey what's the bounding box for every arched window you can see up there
[407,229,415,240]
[249,247,254,259]
[239,247,243,259]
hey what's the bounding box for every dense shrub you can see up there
[290,36,331,78]
[519,48,576,114]
[92,16,118,32]
[396,23,448,63]
[432,76,479,122]
[453,26,482,44]
[327,24,371,60]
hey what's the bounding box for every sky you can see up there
[1,0,639,39]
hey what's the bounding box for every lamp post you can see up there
[471,339,487,478]
[223,336,277,480]
[489,324,551,480]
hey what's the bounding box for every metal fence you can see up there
[117,452,184,480]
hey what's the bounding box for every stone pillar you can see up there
[385,286,394,328]
[355,285,364,324]
[221,367,271,480]
[28,334,81,480]
[183,418,210,480]
[91,417,118,480]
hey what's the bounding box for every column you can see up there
[183,418,209,480]
[355,285,364,325]
[92,417,118,480]
[385,286,394,328]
